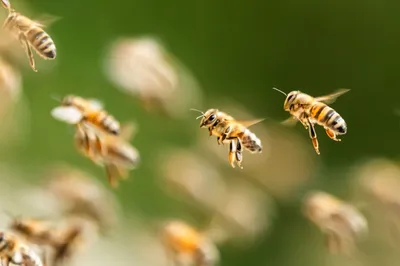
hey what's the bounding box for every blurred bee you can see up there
[303,191,368,254]
[161,220,219,266]
[51,95,120,135]
[8,216,85,266]
[272,87,349,154]
[192,108,263,169]
[0,0,56,72]
[74,122,140,188]
[0,231,43,266]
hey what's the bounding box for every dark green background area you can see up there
[8,0,400,265]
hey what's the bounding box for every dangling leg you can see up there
[307,119,320,155]
[19,33,37,72]
[228,139,238,168]
[325,128,341,142]
[235,138,243,169]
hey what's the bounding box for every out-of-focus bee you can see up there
[51,95,120,135]
[8,216,86,266]
[192,108,263,169]
[74,122,140,188]
[161,220,219,266]
[272,87,349,154]
[0,0,56,72]
[303,191,368,255]
[0,231,43,266]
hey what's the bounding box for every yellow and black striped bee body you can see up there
[275,88,349,155]
[60,95,120,135]
[195,108,263,169]
[1,0,57,72]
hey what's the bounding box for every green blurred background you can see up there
[4,0,400,265]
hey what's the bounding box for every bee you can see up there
[0,0,56,72]
[74,122,140,188]
[8,216,85,266]
[0,231,43,266]
[272,87,349,154]
[303,191,368,254]
[161,220,219,266]
[192,108,263,169]
[51,95,120,135]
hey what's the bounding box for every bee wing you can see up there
[51,106,83,124]
[0,0,10,10]
[314,88,350,104]
[87,98,104,110]
[281,116,299,127]
[235,118,265,128]
[120,122,137,141]
[105,164,120,188]
[32,13,62,28]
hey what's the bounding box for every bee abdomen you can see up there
[28,28,56,59]
[313,105,347,135]
[241,129,262,153]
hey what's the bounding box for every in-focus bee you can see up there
[192,108,263,169]
[161,220,219,266]
[74,122,140,188]
[0,0,56,72]
[51,95,120,135]
[272,87,349,154]
[0,231,44,266]
[303,191,368,254]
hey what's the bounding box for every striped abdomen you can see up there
[240,129,262,153]
[310,102,347,134]
[85,111,120,135]
[27,27,56,59]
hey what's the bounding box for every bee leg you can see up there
[234,137,243,169]
[208,127,213,136]
[228,139,238,168]
[105,164,119,188]
[307,120,320,155]
[18,33,37,72]
[325,128,341,142]
[1,257,10,266]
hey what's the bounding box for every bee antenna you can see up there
[272,87,287,97]
[50,94,62,102]
[190,108,204,120]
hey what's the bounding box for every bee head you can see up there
[61,95,75,106]
[284,91,300,111]
[200,109,218,128]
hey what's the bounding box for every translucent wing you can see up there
[119,122,137,141]
[51,106,83,124]
[236,118,265,128]
[314,89,350,104]
[32,14,62,28]
[281,116,299,127]
[0,0,10,10]
[87,98,104,110]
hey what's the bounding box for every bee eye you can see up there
[208,114,216,121]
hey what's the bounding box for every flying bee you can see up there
[74,122,140,188]
[161,220,219,266]
[192,108,263,169]
[51,95,121,135]
[303,191,368,254]
[0,0,56,72]
[272,87,349,155]
[8,216,86,266]
[0,231,44,266]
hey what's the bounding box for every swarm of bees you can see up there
[3,0,397,264]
